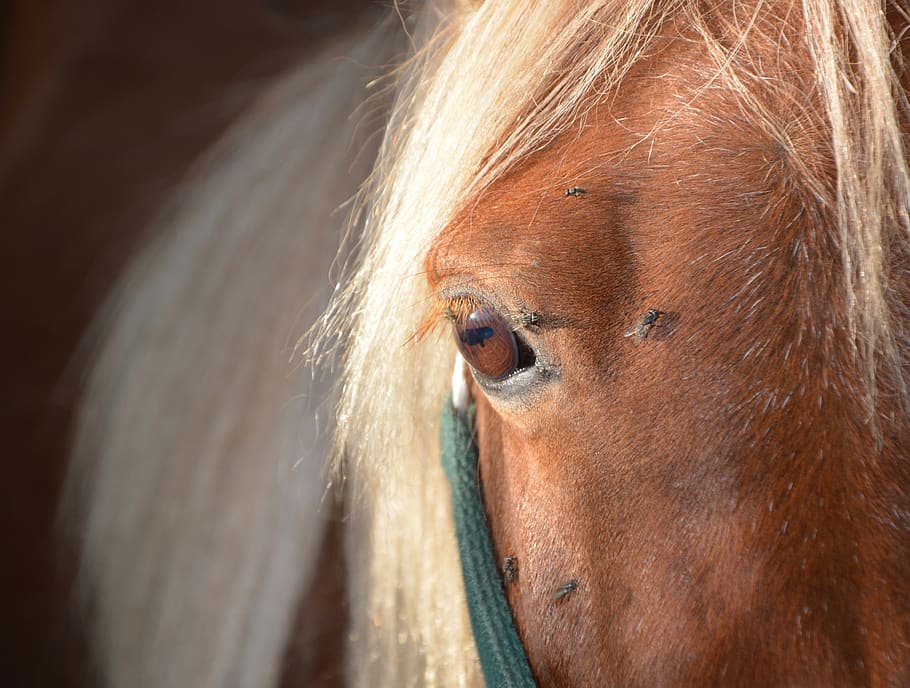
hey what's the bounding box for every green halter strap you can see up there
[440,401,538,687]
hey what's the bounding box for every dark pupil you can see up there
[454,305,519,380]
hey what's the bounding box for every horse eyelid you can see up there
[437,294,538,332]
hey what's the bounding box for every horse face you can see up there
[425,26,910,685]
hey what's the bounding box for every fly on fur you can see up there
[555,579,579,600]
[502,556,518,584]
[624,308,662,341]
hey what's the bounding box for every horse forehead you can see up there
[426,112,774,291]
[428,162,630,282]
[425,111,648,286]
[425,56,805,286]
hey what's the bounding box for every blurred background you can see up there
[1,1,380,684]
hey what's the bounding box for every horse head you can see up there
[407,2,910,684]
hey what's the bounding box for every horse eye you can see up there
[453,305,523,380]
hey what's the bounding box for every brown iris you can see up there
[453,305,520,380]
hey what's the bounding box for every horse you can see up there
[320,0,910,685]
[12,0,908,685]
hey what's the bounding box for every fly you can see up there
[624,308,662,340]
[502,556,518,584]
[555,579,579,600]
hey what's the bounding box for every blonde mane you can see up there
[65,22,401,687]
[317,0,909,684]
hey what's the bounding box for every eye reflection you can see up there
[453,305,520,380]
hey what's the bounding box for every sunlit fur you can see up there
[317,0,910,685]
[63,26,399,687]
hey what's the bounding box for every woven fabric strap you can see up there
[440,401,538,687]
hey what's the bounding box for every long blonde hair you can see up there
[65,22,401,688]
[318,0,909,684]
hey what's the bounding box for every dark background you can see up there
[0,1,373,684]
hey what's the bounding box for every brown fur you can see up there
[426,8,910,685]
